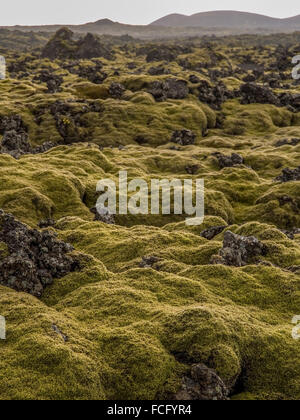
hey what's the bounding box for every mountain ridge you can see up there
[150,10,300,28]
[1,11,300,40]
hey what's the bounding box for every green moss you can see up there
[1,39,300,401]
[0,242,9,258]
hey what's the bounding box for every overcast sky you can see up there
[1,0,299,26]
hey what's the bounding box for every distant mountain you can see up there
[150,11,300,29]
[1,11,300,42]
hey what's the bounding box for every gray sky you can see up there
[1,0,299,26]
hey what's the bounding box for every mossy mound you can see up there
[1,215,300,400]
[1,34,300,401]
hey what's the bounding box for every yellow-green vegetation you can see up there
[0,34,300,401]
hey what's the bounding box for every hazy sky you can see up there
[1,0,299,26]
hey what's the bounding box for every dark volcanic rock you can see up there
[0,114,26,133]
[34,70,63,93]
[275,167,300,183]
[148,78,189,102]
[189,74,201,84]
[41,28,76,60]
[0,114,30,158]
[77,64,107,84]
[174,364,229,401]
[275,138,300,147]
[239,83,280,106]
[42,28,113,60]
[76,33,113,60]
[139,256,160,269]
[1,130,30,158]
[277,195,299,213]
[32,142,56,154]
[0,210,77,297]
[185,165,199,175]
[148,66,170,76]
[0,114,55,158]
[109,82,125,99]
[213,152,244,169]
[278,92,300,112]
[201,226,227,240]
[171,130,196,146]
[146,47,176,63]
[198,80,233,110]
[90,207,115,225]
[281,228,300,240]
[211,231,268,267]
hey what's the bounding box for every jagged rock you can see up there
[278,195,299,213]
[213,152,244,169]
[243,73,256,83]
[278,92,300,112]
[281,228,300,240]
[171,130,196,146]
[174,364,229,401]
[0,114,26,133]
[34,70,63,93]
[275,167,300,183]
[189,74,201,84]
[42,28,113,60]
[211,231,268,267]
[77,64,107,84]
[139,256,160,269]
[146,48,177,63]
[185,165,199,175]
[0,210,77,297]
[148,78,189,102]
[148,66,170,76]
[239,83,280,106]
[41,28,75,60]
[273,46,292,71]
[1,130,30,158]
[201,226,227,240]
[38,219,56,229]
[7,57,33,75]
[109,82,125,99]
[76,33,113,60]
[198,80,233,110]
[90,207,115,225]
[0,114,56,158]
[32,142,56,154]
[275,138,300,147]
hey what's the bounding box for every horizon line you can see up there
[0,9,300,28]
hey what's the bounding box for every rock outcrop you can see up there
[211,231,268,267]
[148,78,189,101]
[174,364,229,401]
[171,129,196,146]
[275,167,300,183]
[42,28,113,60]
[0,210,78,297]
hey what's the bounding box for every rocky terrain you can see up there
[0,28,299,400]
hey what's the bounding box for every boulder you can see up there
[275,167,300,183]
[174,364,229,401]
[213,152,244,169]
[239,83,280,106]
[211,231,268,267]
[109,82,125,99]
[198,80,233,110]
[201,226,227,240]
[0,210,77,297]
[148,78,189,102]
[171,130,196,146]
